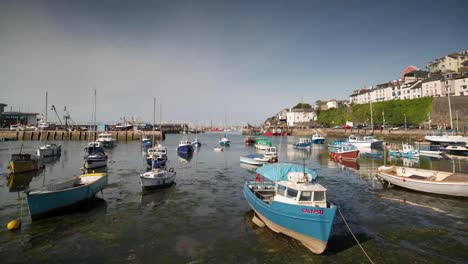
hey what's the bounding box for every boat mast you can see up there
[45,91,48,122]
[94,89,97,131]
[159,103,162,142]
[370,99,373,133]
[153,97,156,147]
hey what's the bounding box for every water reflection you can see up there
[7,170,43,192]
[239,163,261,172]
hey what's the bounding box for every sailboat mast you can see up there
[45,91,48,121]
[94,89,97,131]
[153,97,156,146]
[159,103,162,142]
[370,100,373,132]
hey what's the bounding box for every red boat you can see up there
[244,136,256,145]
[263,131,273,137]
[329,144,359,161]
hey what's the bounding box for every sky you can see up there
[1,0,467,126]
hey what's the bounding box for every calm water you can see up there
[0,133,467,263]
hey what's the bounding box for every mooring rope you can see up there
[338,208,375,264]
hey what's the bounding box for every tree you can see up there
[292,103,312,109]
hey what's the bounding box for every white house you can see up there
[286,109,317,127]
[454,76,468,96]
[326,100,338,109]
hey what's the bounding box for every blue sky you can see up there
[1,0,467,126]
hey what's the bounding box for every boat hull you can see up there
[243,182,336,254]
[377,169,468,197]
[240,155,269,165]
[219,141,231,146]
[177,144,193,153]
[9,160,40,173]
[140,171,176,189]
[146,157,168,168]
[294,142,311,149]
[26,174,108,219]
[37,147,61,158]
[311,138,324,144]
[84,156,107,169]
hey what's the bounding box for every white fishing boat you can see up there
[348,135,383,149]
[264,146,278,162]
[377,166,468,197]
[36,144,61,158]
[96,132,116,148]
[240,154,272,165]
[140,168,176,189]
[444,145,468,156]
[424,134,468,145]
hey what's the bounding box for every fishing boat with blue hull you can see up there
[25,172,108,219]
[97,132,117,148]
[177,140,194,154]
[146,144,168,168]
[311,133,325,144]
[389,144,419,159]
[244,163,337,254]
[294,138,312,149]
[141,134,153,147]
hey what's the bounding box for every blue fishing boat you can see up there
[25,172,108,219]
[177,140,194,154]
[311,133,325,144]
[389,144,419,159]
[141,134,153,147]
[145,144,168,168]
[243,163,337,254]
[293,138,312,149]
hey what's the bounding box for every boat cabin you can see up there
[250,172,329,208]
[97,133,114,140]
[298,138,312,144]
[179,140,192,146]
[85,141,105,154]
[11,153,33,162]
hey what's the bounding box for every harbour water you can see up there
[0,133,467,263]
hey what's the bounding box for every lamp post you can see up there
[404,113,407,130]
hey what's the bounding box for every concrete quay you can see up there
[0,130,164,142]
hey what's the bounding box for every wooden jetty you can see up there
[0,130,164,142]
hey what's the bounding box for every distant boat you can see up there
[240,154,271,165]
[25,172,108,219]
[36,144,61,158]
[244,136,256,145]
[9,153,41,174]
[294,138,312,149]
[254,137,272,150]
[141,134,153,147]
[219,135,231,146]
[96,132,116,148]
[377,165,468,197]
[348,135,383,149]
[192,138,202,148]
[244,163,337,254]
[213,147,224,152]
[264,146,278,162]
[177,140,194,154]
[424,133,468,145]
[329,143,359,161]
[444,145,468,156]
[140,167,176,189]
[389,144,419,159]
[84,141,107,169]
[311,133,325,144]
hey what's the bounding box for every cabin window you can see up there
[277,185,286,196]
[299,191,312,201]
[286,188,298,199]
[313,191,325,202]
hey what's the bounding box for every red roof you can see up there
[402,65,419,77]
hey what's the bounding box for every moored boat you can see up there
[141,134,153,147]
[240,154,271,165]
[84,141,107,169]
[26,172,108,219]
[36,144,61,158]
[244,136,256,145]
[294,138,312,149]
[377,166,468,197]
[96,132,116,148]
[348,135,383,149]
[140,167,176,189]
[9,153,41,174]
[219,135,231,146]
[444,145,468,156]
[424,133,468,145]
[389,144,419,158]
[243,163,337,254]
[254,137,272,150]
[311,133,325,144]
[177,140,194,154]
[192,138,202,148]
[329,143,359,161]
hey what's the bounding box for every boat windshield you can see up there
[313,191,325,202]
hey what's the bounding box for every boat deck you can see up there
[386,171,468,183]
